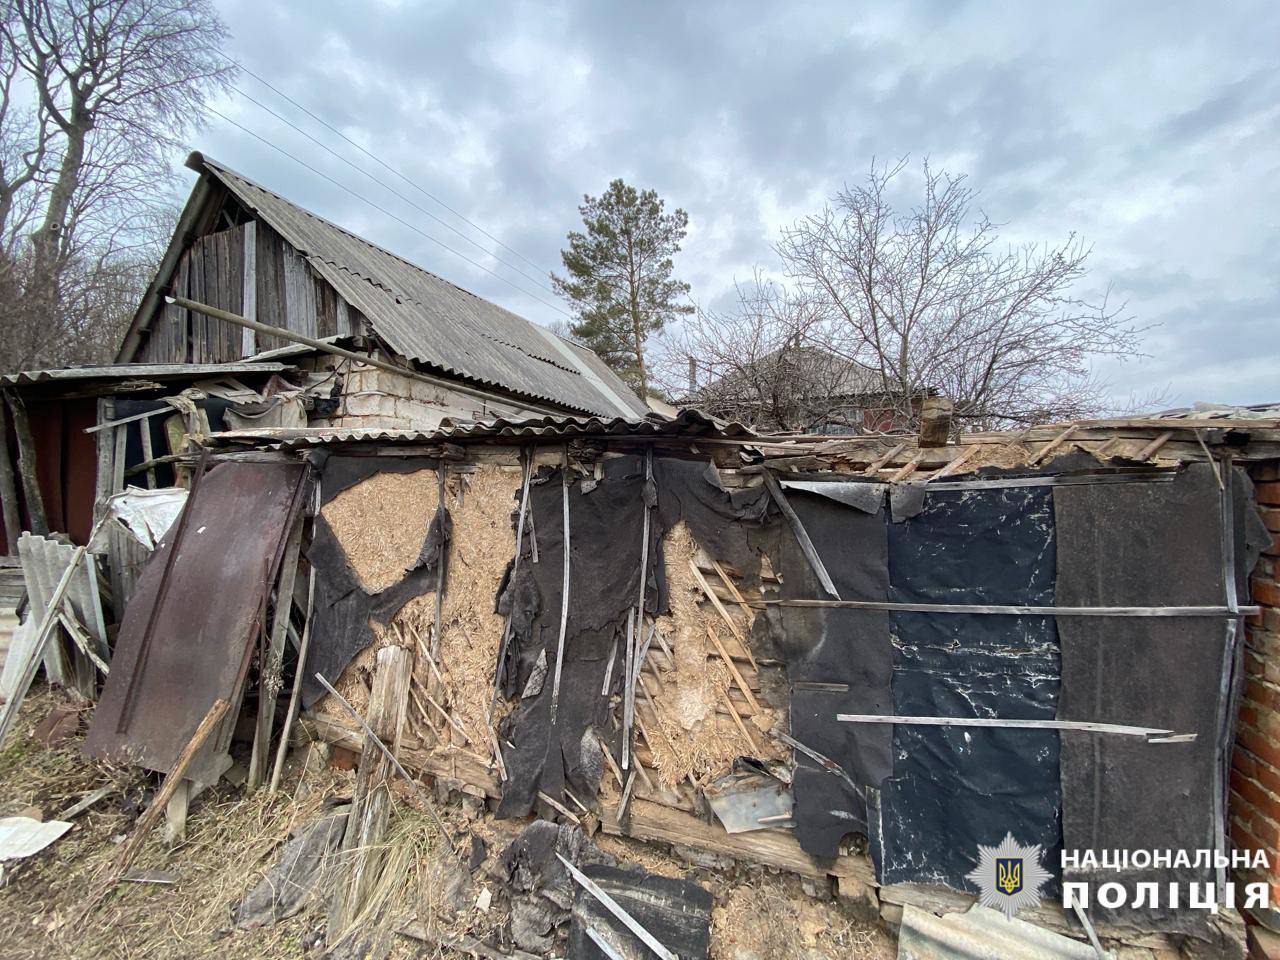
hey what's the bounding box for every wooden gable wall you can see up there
[139,219,359,363]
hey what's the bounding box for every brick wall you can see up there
[299,357,544,430]
[1232,461,1280,951]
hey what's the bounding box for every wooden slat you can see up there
[1026,425,1076,465]
[601,799,873,884]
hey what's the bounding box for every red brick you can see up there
[1247,652,1270,683]
[1237,774,1279,816]
[1254,463,1280,483]
[1264,508,1280,535]
[1255,578,1280,608]
[1246,677,1279,710]
[1242,728,1280,772]
[1266,529,1280,558]
[1234,817,1267,860]
[1259,483,1280,506]
[1253,813,1280,850]
[1238,749,1261,779]
[1257,760,1280,800]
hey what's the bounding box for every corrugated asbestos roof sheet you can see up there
[1151,402,1280,421]
[212,409,754,449]
[0,362,292,387]
[191,154,647,420]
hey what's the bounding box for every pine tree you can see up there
[551,180,692,397]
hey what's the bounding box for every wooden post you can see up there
[248,512,304,790]
[0,401,21,554]
[3,390,47,536]
[164,780,190,846]
[113,697,229,875]
[918,396,953,447]
[329,644,413,937]
[241,221,257,357]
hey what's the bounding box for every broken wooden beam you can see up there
[761,470,839,599]
[329,644,415,936]
[600,799,873,885]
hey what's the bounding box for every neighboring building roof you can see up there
[695,346,886,400]
[134,153,644,419]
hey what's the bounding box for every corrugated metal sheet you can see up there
[0,362,292,387]
[211,409,755,449]
[192,154,648,420]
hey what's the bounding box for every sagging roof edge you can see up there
[199,405,1280,458]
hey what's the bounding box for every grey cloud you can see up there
[199,0,1280,407]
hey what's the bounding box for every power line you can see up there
[229,82,563,300]
[221,52,553,279]
[204,105,572,318]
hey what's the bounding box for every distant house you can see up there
[115,152,646,428]
[687,344,917,434]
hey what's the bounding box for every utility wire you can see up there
[220,52,554,279]
[229,82,562,300]
[205,105,573,319]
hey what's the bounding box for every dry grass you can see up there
[0,687,431,960]
[712,872,894,960]
[0,691,896,960]
[322,468,440,594]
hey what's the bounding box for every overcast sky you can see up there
[196,0,1280,409]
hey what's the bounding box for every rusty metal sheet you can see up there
[85,460,307,775]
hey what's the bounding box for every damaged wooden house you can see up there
[6,152,1280,960]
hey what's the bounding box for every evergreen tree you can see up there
[551,180,692,396]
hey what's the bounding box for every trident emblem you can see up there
[996,857,1023,895]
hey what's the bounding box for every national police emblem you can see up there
[965,833,1051,919]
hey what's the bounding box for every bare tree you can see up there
[0,0,233,373]
[655,273,884,433]
[776,158,1149,429]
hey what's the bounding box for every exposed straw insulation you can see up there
[641,523,786,787]
[400,465,520,763]
[320,467,439,593]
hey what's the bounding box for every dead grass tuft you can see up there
[712,872,894,960]
[0,688,353,960]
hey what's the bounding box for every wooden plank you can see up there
[1026,425,1077,466]
[269,517,318,793]
[862,441,908,476]
[113,698,229,875]
[3,390,47,535]
[139,417,156,489]
[550,455,571,725]
[888,451,925,482]
[0,401,23,552]
[1135,430,1174,461]
[761,470,839,599]
[600,799,873,884]
[689,561,757,671]
[241,221,257,357]
[248,512,305,790]
[328,645,414,935]
[704,625,760,714]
